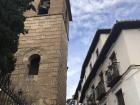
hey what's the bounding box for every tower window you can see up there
[28,54,41,75]
[38,0,50,15]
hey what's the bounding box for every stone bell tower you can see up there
[10,0,72,105]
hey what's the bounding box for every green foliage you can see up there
[0,0,34,73]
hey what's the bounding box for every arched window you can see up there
[28,54,41,75]
[38,0,50,15]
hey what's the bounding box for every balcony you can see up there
[106,62,121,87]
[86,93,96,105]
[66,99,76,105]
[95,81,106,100]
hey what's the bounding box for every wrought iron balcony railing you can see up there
[106,62,121,87]
[86,92,96,105]
[66,99,76,105]
[95,81,106,101]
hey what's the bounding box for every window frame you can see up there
[28,54,41,75]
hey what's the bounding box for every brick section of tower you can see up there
[11,14,68,105]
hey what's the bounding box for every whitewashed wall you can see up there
[82,29,140,105]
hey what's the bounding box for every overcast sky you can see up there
[67,0,140,99]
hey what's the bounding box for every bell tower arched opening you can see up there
[28,54,41,75]
[38,0,50,15]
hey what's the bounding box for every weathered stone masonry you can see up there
[11,14,68,105]
[11,0,72,104]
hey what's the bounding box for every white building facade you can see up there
[74,21,140,105]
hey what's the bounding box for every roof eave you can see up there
[66,0,72,21]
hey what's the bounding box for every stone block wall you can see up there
[11,14,68,105]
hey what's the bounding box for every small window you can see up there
[110,51,117,63]
[91,84,94,89]
[99,71,104,81]
[28,54,41,75]
[115,89,125,105]
[96,48,99,57]
[38,0,50,15]
[90,63,92,71]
